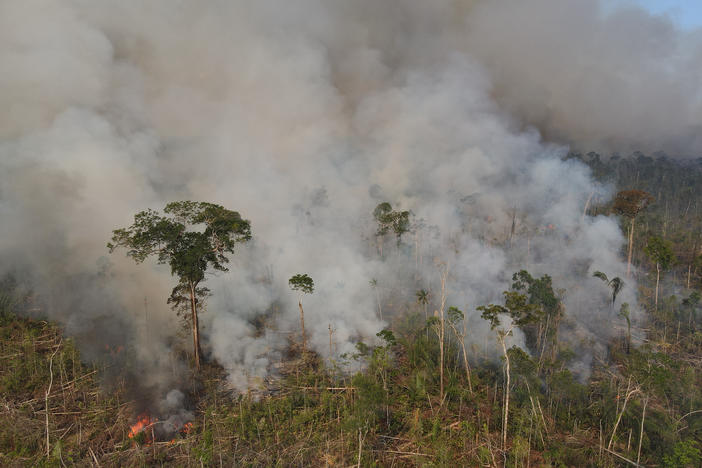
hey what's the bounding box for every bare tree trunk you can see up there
[328,324,333,356]
[189,281,201,371]
[45,342,61,457]
[499,333,511,453]
[655,263,660,312]
[437,264,448,402]
[582,190,594,222]
[299,299,307,351]
[608,379,637,451]
[449,321,473,395]
[460,323,473,395]
[626,218,635,278]
[375,287,382,321]
[637,396,648,466]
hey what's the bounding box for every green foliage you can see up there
[109,201,251,278]
[663,440,701,468]
[447,306,464,324]
[288,273,314,294]
[415,289,429,305]
[645,236,676,270]
[512,270,558,315]
[593,271,625,306]
[478,290,543,330]
[373,202,411,245]
[108,201,251,310]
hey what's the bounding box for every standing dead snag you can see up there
[479,290,543,454]
[289,274,314,352]
[612,190,654,278]
[108,201,251,371]
[447,306,473,394]
[432,262,449,402]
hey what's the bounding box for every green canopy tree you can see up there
[108,201,251,370]
[289,273,314,351]
[644,236,675,311]
[373,202,411,257]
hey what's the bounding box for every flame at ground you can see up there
[128,413,192,445]
[128,414,157,442]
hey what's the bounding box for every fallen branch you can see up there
[376,450,432,457]
[602,446,642,467]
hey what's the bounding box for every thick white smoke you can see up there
[1,0,693,396]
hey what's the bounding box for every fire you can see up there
[128,413,157,442]
[128,414,192,445]
[181,422,193,435]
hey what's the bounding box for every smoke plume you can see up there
[1,0,697,400]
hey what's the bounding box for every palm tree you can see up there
[416,288,430,339]
[416,289,429,320]
[593,271,625,313]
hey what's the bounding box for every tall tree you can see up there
[644,236,675,311]
[289,273,314,352]
[373,202,411,257]
[416,289,430,321]
[426,263,449,402]
[612,190,654,278]
[479,290,543,453]
[108,201,251,370]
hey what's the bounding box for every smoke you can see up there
[464,0,702,156]
[1,0,693,401]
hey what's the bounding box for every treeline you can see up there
[574,151,702,289]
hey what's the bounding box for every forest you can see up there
[2,153,702,467]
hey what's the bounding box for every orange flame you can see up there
[128,414,157,441]
[181,422,193,435]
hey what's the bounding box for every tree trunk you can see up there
[455,321,474,395]
[626,217,635,278]
[328,324,333,356]
[500,334,511,453]
[375,288,382,321]
[189,281,201,371]
[608,379,636,451]
[299,299,307,351]
[655,263,660,312]
[439,320,444,402]
[461,339,473,394]
[437,264,448,402]
[637,396,648,466]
